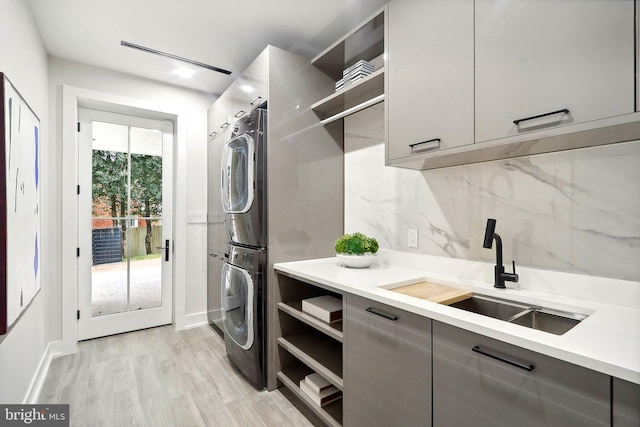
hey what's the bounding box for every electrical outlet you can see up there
[408,228,418,248]
[186,211,207,223]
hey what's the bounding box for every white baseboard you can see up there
[24,340,63,404]
[181,311,209,330]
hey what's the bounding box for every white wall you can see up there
[48,57,213,336]
[345,104,640,283]
[0,0,51,403]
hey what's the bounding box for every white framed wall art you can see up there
[0,72,41,335]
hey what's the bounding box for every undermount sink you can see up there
[449,295,529,321]
[449,294,587,335]
[510,308,586,335]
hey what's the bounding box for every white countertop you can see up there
[274,255,640,385]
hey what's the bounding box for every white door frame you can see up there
[61,85,189,354]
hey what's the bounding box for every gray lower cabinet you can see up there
[344,294,431,427]
[432,321,610,427]
[613,377,640,427]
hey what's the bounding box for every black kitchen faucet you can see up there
[483,218,519,289]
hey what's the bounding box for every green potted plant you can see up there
[335,232,379,268]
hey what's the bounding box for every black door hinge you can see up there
[77,185,80,195]
[77,122,80,132]
[76,248,80,257]
[77,310,80,320]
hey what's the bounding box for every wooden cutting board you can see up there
[389,281,472,305]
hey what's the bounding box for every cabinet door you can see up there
[387,0,473,161]
[433,321,610,427]
[207,136,224,228]
[345,294,431,427]
[475,0,635,143]
[207,105,216,140]
[206,250,224,326]
[232,50,269,121]
[613,377,640,427]
[214,90,233,140]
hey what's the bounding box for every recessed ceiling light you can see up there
[240,84,254,93]
[121,40,232,75]
[172,67,197,79]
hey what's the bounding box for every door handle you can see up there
[155,239,170,261]
[250,96,263,107]
[513,108,569,126]
[409,138,441,153]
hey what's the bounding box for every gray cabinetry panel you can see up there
[345,294,431,427]
[387,0,473,161]
[475,0,634,143]
[613,377,640,427]
[432,321,610,427]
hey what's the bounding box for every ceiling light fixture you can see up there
[121,40,232,75]
[172,67,197,79]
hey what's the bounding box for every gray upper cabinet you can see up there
[475,0,635,143]
[613,377,640,427]
[387,0,640,170]
[387,0,474,162]
[231,50,269,123]
[344,294,431,427]
[432,321,610,427]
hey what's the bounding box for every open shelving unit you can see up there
[310,6,386,126]
[277,300,343,342]
[275,272,345,426]
[277,367,343,427]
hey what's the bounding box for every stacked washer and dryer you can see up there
[220,107,268,389]
[206,45,345,392]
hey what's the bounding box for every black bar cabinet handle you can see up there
[366,307,398,321]
[472,346,534,371]
[513,108,569,125]
[409,138,441,149]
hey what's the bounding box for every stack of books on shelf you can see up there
[299,373,342,407]
[301,295,342,323]
[335,59,375,92]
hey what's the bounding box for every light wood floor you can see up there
[38,325,315,427]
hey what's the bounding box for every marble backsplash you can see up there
[344,103,640,282]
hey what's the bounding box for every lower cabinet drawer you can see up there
[432,321,610,427]
[344,294,431,427]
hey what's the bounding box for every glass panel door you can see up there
[90,122,164,316]
[78,108,172,341]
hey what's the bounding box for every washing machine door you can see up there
[221,261,254,350]
[221,133,255,214]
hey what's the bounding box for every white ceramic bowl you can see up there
[336,253,377,268]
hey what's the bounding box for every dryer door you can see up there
[221,133,255,214]
[221,261,254,350]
